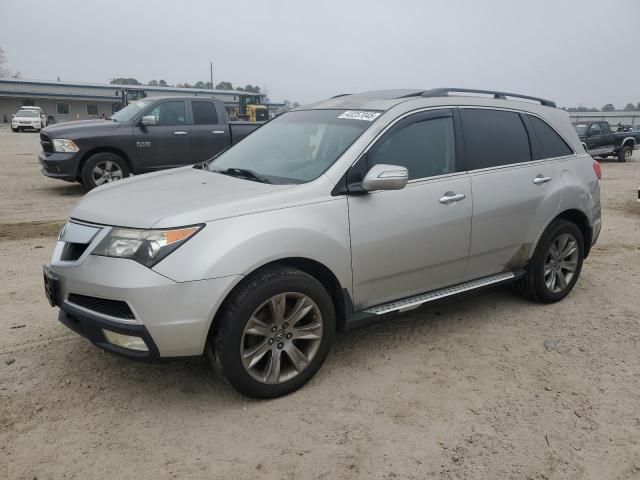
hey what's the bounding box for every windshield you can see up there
[111,100,151,122]
[16,110,39,117]
[207,109,379,184]
[574,124,587,136]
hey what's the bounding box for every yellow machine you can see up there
[237,94,268,122]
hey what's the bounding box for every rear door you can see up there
[133,100,191,171]
[348,109,473,309]
[461,108,560,280]
[189,100,231,162]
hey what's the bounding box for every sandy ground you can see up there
[0,125,639,480]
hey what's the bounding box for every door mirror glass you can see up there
[141,115,157,126]
[362,164,409,192]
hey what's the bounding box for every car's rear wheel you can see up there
[618,145,632,162]
[519,219,584,303]
[207,266,335,398]
[81,152,129,189]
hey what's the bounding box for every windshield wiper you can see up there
[214,167,271,184]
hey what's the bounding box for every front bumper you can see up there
[59,303,162,362]
[38,150,82,182]
[47,252,241,358]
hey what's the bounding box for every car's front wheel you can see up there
[81,152,129,189]
[519,219,584,303]
[208,266,335,398]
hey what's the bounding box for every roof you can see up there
[304,88,557,112]
[0,77,263,98]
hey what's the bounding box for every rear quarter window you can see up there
[527,115,573,159]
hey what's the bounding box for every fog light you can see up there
[102,330,148,351]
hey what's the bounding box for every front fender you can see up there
[153,198,352,293]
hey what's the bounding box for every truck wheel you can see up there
[81,152,129,189]
[207,266,335,398]
[11,127,18,133]
[518,219,584,303]
[618,146,632,162]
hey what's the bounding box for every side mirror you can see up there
[362,164,409,192]
[141,115,157,126]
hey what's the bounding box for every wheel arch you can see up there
[621,137,636,149]
[77,147,132,181]
[534,209,593,260]
[207,257,350,347]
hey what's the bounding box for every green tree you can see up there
[215,81,233,90]
[110,77,141,85]
[159,79,168,87]
[195,81,205,88]
[147,80,159,86]
[623,103,635,111]
[601,104,615,112]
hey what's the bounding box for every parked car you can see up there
[38,96,262,189]
[573,120,639,162]
[11,108,44,132]
[21,106,48,127]
[43,88,601,398]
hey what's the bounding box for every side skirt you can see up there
[342,271,524,331]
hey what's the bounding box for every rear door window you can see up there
[527,115,573,159]
[192,101,219,125]
[588,123,602,136]
[460,109,531,169]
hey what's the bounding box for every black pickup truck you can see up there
[573,121,639,162]
[38,96,262,188]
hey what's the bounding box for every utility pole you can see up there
[210,62,213,89]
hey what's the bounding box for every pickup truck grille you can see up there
[40,132,54,154]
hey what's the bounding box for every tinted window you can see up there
[528,115,573,159]
[146,101,186,126]
[192,101,219,124]
[369,115,455,180]
[589,123,602,136]
[56,103,70,115]
[461,109,531,169]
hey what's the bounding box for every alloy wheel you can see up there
[92,160,123,185]
[240,292,323,385]
[544,233,579,293]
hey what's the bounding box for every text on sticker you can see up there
[338,111,381,121]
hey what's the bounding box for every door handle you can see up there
[212,130,226,135]
[173,131,188,135]
[533,175,552,185]
[439,192,466,204]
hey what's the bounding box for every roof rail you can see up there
[421,88,556,108]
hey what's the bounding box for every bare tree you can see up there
[0,46,20,78]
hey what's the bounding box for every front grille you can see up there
[67,294,135,320]
[40,132,54,153]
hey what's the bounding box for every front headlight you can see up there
[52,138,80,153]
[92,225,203,268]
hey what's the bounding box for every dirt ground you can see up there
[0,125,638,480]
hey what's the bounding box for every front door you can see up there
[133,100,191,172]
[348,109,472,309]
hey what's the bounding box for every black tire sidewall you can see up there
[81,152,129,189]
[618,146,631,162]
[530,221,584,302]
[214,269,335,398]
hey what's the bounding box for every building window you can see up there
[87,104,99,116]
[56,103,70,115]
[23,99,35,106]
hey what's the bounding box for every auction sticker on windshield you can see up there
[338,111,381,121]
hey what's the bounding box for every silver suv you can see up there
[44,88,602,398]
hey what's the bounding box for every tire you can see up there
[207,266,336,398]
[518,219,584,303]
[81,152,129,189]
[11,127,18,132]
[618,145,632,162]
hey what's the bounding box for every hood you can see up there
[43,119,119,138]
[70,167,315,229]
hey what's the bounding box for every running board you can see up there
[364,272,518,316]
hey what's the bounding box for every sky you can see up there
[0,0,638,108]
